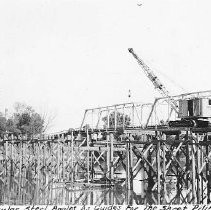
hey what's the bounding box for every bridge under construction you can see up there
[0,49,211,205]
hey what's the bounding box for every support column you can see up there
[110,133,114,182]
[185,130,190,202]
[147,146,154,191]
[126,138,133,190]
[206,135,210,203]
[36,142,41,204]
[86,129,90,183]
[106,133,110,180]
[109,188,114,205]
[196,134,201,203]
[57,141,60,181]
[71,131,74,184]
[125,187,133,205]
[5,139,8,177]
[61,134,64,181]
[10,140,14,190]
[18,141,22,201]
[191,131,196,203]
[156,134,161,205]
[163,141,166,204]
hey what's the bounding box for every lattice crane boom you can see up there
[128,48,179,114]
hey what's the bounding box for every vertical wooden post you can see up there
[36,142,39,204]
[72,190,75,204]
[191,131,196,203]
[23,140,27,188]
[42,142,46,186]
[125,188,133,205]
[5,138,8,177]
[71,131,74,184]
[196,134,201,203]
[200,137,204,203]
[163,140,166,204]
[57,140,60,181]
[185,130,190,202]
[90,191,94,205]
[126,140,129,189]
[147,144,154,191]
[18,140,22,201]
[206,134,210,203]
[86,129,90,183]
[110,133,114,182]
[62,186,65,204]
[176,142,181,194]
[109,188,114,205]
[49,175,52,203]
[10,139,13,190]
[126,138,133,190]
[61,134,64,181]
[156,132,161,205]
[66,135,70,182]
[106,133,110,180]
[91,151,94,181]
[65,187,69,205]
[130,135,133,171]
[7,139,11,203]
[11,135,14,179]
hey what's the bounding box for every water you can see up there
[0,177,194,205]
[0,141,210,205]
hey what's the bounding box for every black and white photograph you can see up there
[0,0,211,206]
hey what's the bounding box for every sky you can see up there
[0,0,211,132]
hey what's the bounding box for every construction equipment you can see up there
[128,48,211,128]
[128,48,178,114]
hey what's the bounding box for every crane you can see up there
[128,48,179,114]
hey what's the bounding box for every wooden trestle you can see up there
[0,126,211,204]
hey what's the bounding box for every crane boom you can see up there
[128,48,179,114]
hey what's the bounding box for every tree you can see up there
[6,118,20,134]
[102,111,131,129]
[13,103,44,136]
[0,115,7,133]
[0,102,45,136]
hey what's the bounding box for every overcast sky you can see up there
[0,0,211,132]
